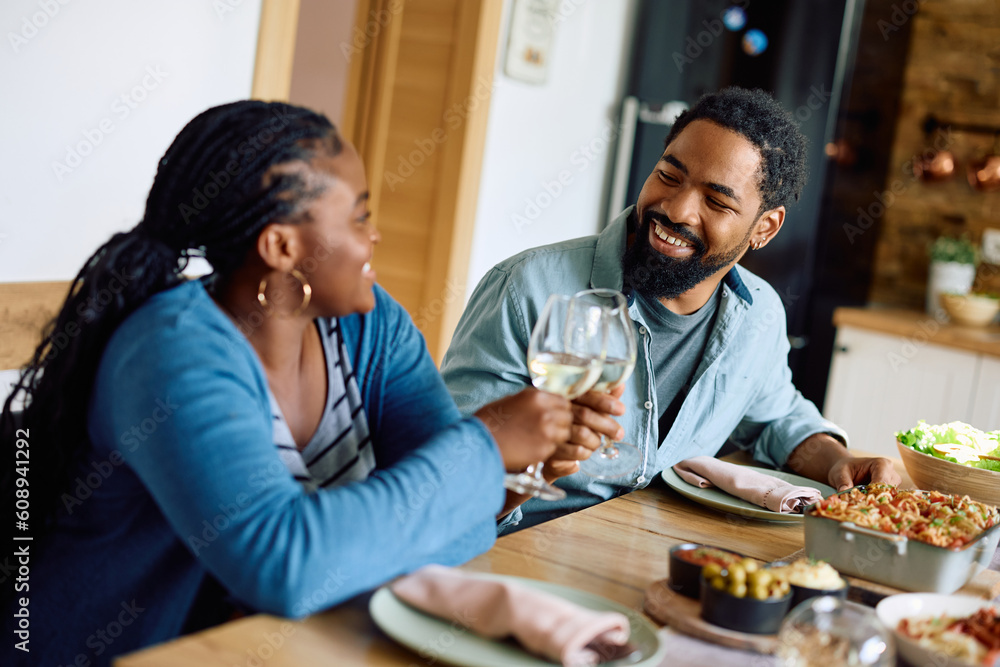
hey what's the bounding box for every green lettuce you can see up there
[896,421,1000,471]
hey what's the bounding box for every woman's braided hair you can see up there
[0,100,343,545]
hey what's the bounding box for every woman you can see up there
[0,101,572,666]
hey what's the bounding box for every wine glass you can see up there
[503,294,606,501]
[574,289,641,480]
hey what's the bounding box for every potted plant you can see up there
[927,235,978,316]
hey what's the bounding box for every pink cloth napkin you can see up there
[390,565,631,667]
[672,456,823,513]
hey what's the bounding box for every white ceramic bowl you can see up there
[875,593,995,667]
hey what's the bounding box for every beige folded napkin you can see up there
[672,456,823,513]
[390,565,631,667]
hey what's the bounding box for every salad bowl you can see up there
[896,421,1000,507]
[896,442,1000,507]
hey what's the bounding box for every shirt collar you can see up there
[723,266,754,305]
[590,206,632,292]
[593,205,755,306]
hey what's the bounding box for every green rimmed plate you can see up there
[660,467,835,522]
[369,574,666,667]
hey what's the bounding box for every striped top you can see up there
[269,319,375,492]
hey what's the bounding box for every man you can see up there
[441,87,899,532]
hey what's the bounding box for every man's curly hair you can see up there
[663,87,808,214]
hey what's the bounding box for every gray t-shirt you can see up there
[634,284,722,443]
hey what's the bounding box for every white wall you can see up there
[464,0,639,299]
[0,0,263,282]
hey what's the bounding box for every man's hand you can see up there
[826,456,901,492]
[498,385,628,518]
[786,433,902,492]
[541,385,627,481]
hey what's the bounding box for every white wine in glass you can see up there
[574,289,641,480]
[503,294,606,501]
[528,352,603,398]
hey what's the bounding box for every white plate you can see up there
[369,574,666,667]
[660,467,835,522]
[875,593,996,667]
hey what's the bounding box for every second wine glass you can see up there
[574,289,641,480]
[503,294,606,501]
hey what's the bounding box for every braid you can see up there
[0,101,343,553]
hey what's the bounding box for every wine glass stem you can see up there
[528,461,546,482]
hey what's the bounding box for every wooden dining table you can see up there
[114,455,993,666]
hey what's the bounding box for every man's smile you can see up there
[652,222,693,248]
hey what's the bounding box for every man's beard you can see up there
[622,209,751,300]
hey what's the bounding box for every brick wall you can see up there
[868,0,1000,308]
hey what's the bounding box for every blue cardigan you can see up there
[8,280,504,666]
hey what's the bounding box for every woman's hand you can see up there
[475,388,573,472]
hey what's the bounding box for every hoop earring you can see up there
[257,269,312,317]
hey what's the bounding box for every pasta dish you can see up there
[810,484,1000,549]
[898,607,1000,665]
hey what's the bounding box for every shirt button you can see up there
[644,401,653,410]
[638,326,647,335]
[636,475,646,485]
[722,289,728,297]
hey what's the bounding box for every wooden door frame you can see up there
[341,0,503,361]
[252,0,303,101]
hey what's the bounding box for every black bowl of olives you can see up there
[699,559,792,635]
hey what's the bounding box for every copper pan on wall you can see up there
[917,116,1000,191]
[967,133,1000,192]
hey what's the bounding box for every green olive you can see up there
[702,564,723,580]
[728,565,746,585]
[711,576,726,590]
[751,586,769,600]
[741,558,760,573]
[728,582,747,598]
[748,570,771,588]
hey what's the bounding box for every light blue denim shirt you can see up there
[441,207,847,532]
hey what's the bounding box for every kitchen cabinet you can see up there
[971,356,1000,430]
[824,326,980,458]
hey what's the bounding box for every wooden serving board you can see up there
[778,548,1000,606]
[643,578,779,654]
